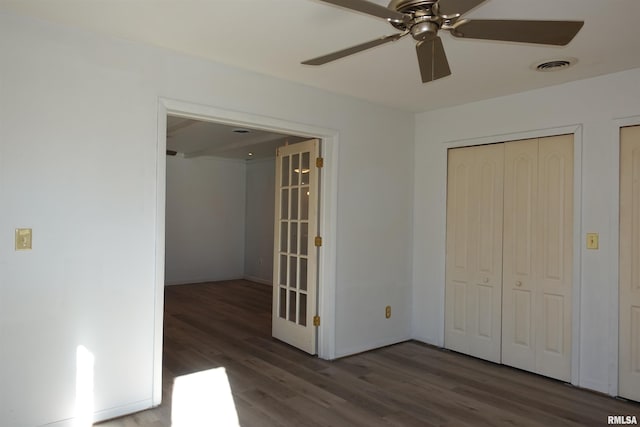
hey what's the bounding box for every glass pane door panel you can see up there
[300,223,308,255]
[289,291,297,322]
[280,222,288,252]
[281,189,289,219]
[299,293,307,326]
[290,222,298,254]
[291,188,299,220]
[289,256,297,289]
[281,156,289,187]
[301,188,309,220]
[279,287,286,319]
[291,154,300,186]
[301,152,310,185]
[300,258,308,291]
[279,255,287,286]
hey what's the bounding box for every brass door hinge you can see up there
[313,315,320,327]
[316,157,324,168]
[314,236,322,247]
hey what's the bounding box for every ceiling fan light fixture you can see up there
[533,58,577,72]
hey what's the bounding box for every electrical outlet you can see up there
[385,305,391,319]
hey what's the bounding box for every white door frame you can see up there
[153,98,339,405]
[440,123,583,386]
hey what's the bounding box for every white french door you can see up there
[620,125,640,402]
[272,139,320,354]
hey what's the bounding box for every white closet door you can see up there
[502,138,538,372]
[620,125,640,401]
[502,135,573,381]
[535,134,573,381]
[445,143,504,363]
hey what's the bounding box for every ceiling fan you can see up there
[302,0,584,83]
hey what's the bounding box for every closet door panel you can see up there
[445,147,476,354]
[535,134,573,381]
[468,144,504,362]
[620,125,640,402]
[445,144,503,363]
[502,139,538,371]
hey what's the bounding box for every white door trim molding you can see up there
[438,123,583,386]
[153,98,339,405]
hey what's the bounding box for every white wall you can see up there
[244,157,275,285]
[165,155,246,285]
[0,12,414,426]
[412,68,640,395]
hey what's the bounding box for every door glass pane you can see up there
[300,258,308,291]
[291,188,299,220]
[279,255,287,286]
[299,293,307,326]
[281,189,289,219]
[289,256,297,289]
[290,222,298,254]
[289,291,297,322]
[280,222,288,252]
[300,223,308,256]
[301,152,310,185]
[281,156,289,187]
[292,154,300,186]
[301,187,309,220]
[279,287,286,319]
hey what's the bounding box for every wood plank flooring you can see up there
[98,279,639,426]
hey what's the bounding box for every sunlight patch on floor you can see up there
[172,367,240,427]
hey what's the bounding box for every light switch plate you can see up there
[15,228,32,250]
[586,233,599,250]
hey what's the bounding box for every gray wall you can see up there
[244,157,276,284]
[165,155,246,285]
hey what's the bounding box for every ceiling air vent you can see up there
[534,58,576,72]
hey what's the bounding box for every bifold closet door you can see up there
[620,125,640,402]
[502,134,573,382]
[502,138,538,371]
[445,143,504,363]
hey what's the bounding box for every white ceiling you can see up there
[166,116,307,160]
[2,0,640,113]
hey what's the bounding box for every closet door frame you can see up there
[442,124,583,386]
[611,115,640,396]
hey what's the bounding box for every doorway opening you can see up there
[153,98,338,406]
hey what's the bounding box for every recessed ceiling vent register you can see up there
[302,0,584,83]
[535,59,574,72]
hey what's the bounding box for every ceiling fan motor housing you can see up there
[388,0,442,41]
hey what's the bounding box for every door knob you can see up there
[483,277,489,283]
[516,281,522,287]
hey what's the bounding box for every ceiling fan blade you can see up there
[451,20,584,45]
[437,0,487,16]
[302,33,404,65]
[315,0,408,23]
[416,37,451,83]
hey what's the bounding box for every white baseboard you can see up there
[243,275,273,286]
[41,399,153,426]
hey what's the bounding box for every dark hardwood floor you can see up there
[98,279,639,426]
